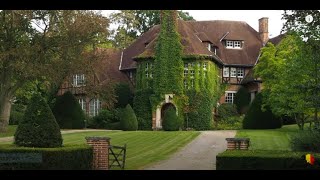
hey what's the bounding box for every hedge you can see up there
[234,86,250,114]
[162,106,180,131]
[114,83,133,108]
[133,89,153,130]
[0,145,93,170]
[216,150,320,170]
[185,90,214,130]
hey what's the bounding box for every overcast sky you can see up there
[102,10,286,38]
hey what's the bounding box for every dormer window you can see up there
[207,43,217,55]
[226,40,242,49]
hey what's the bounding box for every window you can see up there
[128,71,133,81]
[225,91,237,103]
[184,70,188,77]
[89,98,101,117]
[78,99,86,112]
[223,67,229,77]
[73,74,85,87]
[237,68,244,78]
[190,70,195,78]
[226,40,242,49]
[146,71,149,78]
[145,63,149,71]
[234,41,241,48]
[226,41,234,48]
[230,67,237,77]
[184,79,187,89]
[203,62,207,70]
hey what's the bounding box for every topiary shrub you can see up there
[290,130,320,152]
[185,90,214,130]
[115,83,133,108]
[120,104,138,131]
[133,89,153,130]
[234,86,251,114]
[14,93,63,148]
[162,106,180,131]
[88,109,121,129]
[243,93,282,129]
[52,91,85,129]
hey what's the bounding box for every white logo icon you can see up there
[305,15,313,23]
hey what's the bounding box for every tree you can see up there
[254,33,317,130]
[0,10,110,132]
[234,86,250,114]
[14,93,63,148]
[120,104,138,131]
[109,10,194,49]
[114,83,133,108]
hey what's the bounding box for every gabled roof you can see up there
[268,33,286,46]
[120,19,265,70]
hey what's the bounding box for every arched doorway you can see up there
[160,103,176,126]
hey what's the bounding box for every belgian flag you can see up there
[305,154,315,165]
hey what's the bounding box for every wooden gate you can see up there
[108,144,127,170]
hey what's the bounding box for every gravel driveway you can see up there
[144,130,236,170]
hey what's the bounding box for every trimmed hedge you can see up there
[133,89,153,130]
[243,93,282,129]
[120,104,138,131]
[217,103,238,121]
[0,145,93,170]
[14,93,63,148]
[115,83,133,108]
[291,130,320,152]
[52,91,85,129]
[162,106,180,131]
[185,90,214,130]
[234,86,251,114]
[88,109,120,129]
[216,150,320,170]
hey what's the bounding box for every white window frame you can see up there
[190,70,195,78]
[237,68,244,78]
[184,69,188,77]
[230,67,237,77]
[89,98,101,117]
[234,41,241,48]
[226,40,234,48]
[73,74,85,87]
[223,67,229,77]
[225,91,237,103]
[203,62,207,70]
[78,98,86,112]
[208,43,211,51]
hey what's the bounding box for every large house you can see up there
[58,14,282,130]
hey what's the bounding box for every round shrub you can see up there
[115,83,133,108]
[89,109,121,129]
[234,86,251,114]
[162,106,180,131]
[243,93,282,129]
[52,91,85,129]
[14,93,63,148]
[186,90,214,130]
[120,104,138,131]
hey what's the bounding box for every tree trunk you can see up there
[0,95,12,133]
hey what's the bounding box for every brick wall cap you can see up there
[85,136,111,141]
[226,138,250,142]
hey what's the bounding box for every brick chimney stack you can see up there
[259,17,269,45]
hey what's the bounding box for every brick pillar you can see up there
[86,137,110,170]
[226,138,236,150]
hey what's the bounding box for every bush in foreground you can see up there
[14,93,63,148]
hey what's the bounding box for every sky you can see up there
[101,10,286,38]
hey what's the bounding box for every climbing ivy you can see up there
[153,10,184,96]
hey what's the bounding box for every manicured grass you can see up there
[236,124,299,151]
[0,125,17,137]
[0,130,200,170]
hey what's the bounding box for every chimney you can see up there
[259,17,269,45]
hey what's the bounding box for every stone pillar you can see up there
[85,137,110,170]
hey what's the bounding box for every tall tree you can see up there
[254,33,318,130]
[0,10,110,132]
[282,10,320,128]
[110,10,194,49]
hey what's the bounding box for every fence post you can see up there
[85,137,110,170]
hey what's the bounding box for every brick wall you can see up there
[85,137,110,170]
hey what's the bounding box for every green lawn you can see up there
[236,124,299,151]
[0,125,17,138]
[0,130,199,170]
